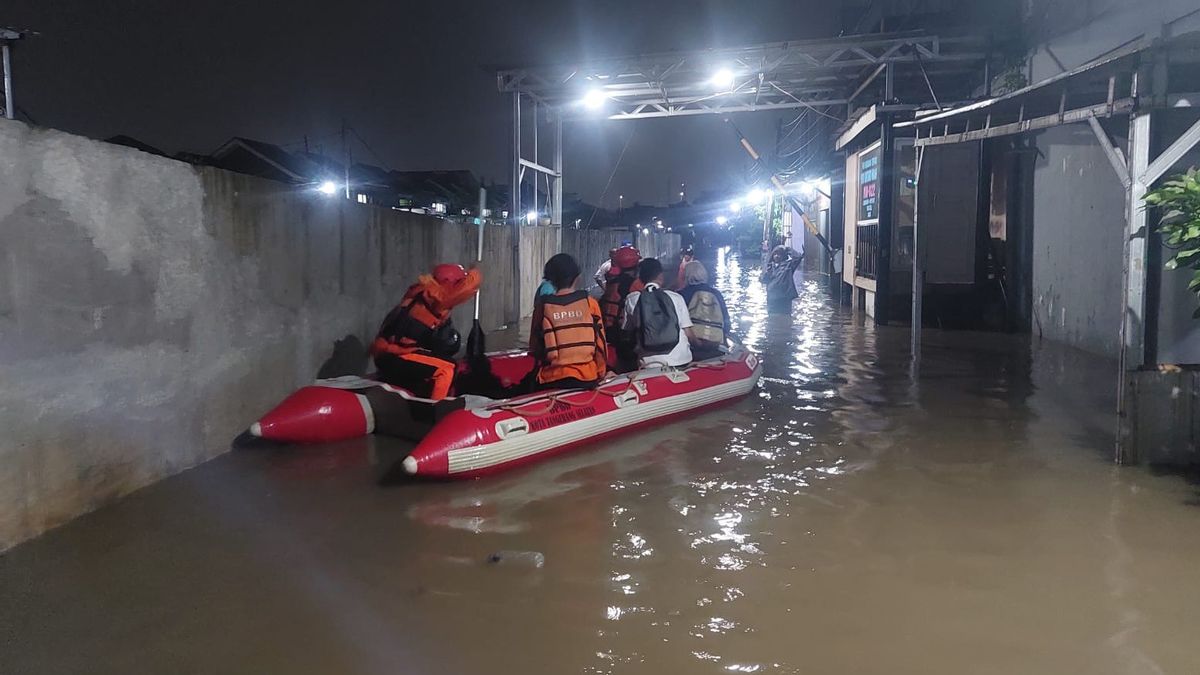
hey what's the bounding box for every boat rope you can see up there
[495,356,735,419]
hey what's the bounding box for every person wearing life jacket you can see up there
[621,257,695,369]
[593,247,617,289]
[672,244,696,290]
[678,260,731,361]
[599,244,643,338]
[370,262,482,399]
[528,253,608,391]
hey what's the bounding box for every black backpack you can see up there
[634,285,681,355]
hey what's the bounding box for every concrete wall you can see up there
[1030,124,1128,358]
[0,120,687,551]
[1029,0,1200,81]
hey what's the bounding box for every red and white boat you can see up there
[249,347,761,479]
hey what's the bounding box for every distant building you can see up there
[105,135,167,157]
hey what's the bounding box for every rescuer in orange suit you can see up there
[370,262,482,399]
[528,253,608,391]
[599,244,643,372]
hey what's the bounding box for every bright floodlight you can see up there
[711,68,735,89]
[583,89,606,109]
[317,180,338,195]
[729,200,742,213]
[526,211,538,223]
[642,227,650,235]
[746,188,764,204]
[715,215,728,225]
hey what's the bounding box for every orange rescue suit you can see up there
[371,269,482,358]
[600,272,644,334]
[530,290,607,385]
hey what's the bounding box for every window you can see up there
[356,193,368,204]
[432,202,447,214]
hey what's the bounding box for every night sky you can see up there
[5,0,840,206]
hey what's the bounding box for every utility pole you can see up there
[341,119,351,199]
[0,28,27,121]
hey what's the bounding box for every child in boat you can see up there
[528,253,608,391]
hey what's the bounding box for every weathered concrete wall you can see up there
[0,120,531,551]
[1030,124,1127,358]
[0,120,684,551]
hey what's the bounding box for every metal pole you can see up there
[532,99,538,222]
[910,145,926,369]
[2,43,13,120]
[553,112,563,226]
[510,92,522,324]
[341,120,351,199]
[1116,109,1152,464]
[474,186,487,320]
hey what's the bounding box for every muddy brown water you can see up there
[3,251,1200,674]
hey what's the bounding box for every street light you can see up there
[642,227,650,235]
[526,210,537,224]
[715,215,728,225]
[582,89,606,109]
[711,68,735,89]
[317,180,338,195]
[746,188,764,204]
[729,200,742,213]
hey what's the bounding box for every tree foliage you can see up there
[1144,167,1200,318]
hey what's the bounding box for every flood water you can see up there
[3,251,1199,674]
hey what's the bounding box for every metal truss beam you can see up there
[497,30,985,120]
[597,98,847,121]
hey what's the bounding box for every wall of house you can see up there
[1030,124,1128,357]
[0,120,680,552]
[1028,0,1200,81]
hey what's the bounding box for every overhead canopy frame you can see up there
[497,30,987,121]
[494,29,989,325]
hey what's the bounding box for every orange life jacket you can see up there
[600,272,644,332]
[371,282,449,357]
[540,291,603,368]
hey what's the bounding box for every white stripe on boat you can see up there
[444,364,760,474]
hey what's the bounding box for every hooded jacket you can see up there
[759,246,803,302]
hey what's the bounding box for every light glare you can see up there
[711,68,735,89]
[583,89,606,109]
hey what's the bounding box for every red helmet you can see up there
[611,245,641,271]
[432,263,467,286]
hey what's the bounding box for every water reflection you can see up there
[6,251,1200,675]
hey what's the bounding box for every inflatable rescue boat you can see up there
[250,347,761,478]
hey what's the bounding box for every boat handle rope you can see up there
[495,356,732,419]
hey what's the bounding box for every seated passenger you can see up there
[678,260,731,360]
[370,262,481,399]
[600,244,644,371]
[672,244,696,290]
[599,244,643,339]
[529,254,608,391]
[621,257,695,369]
